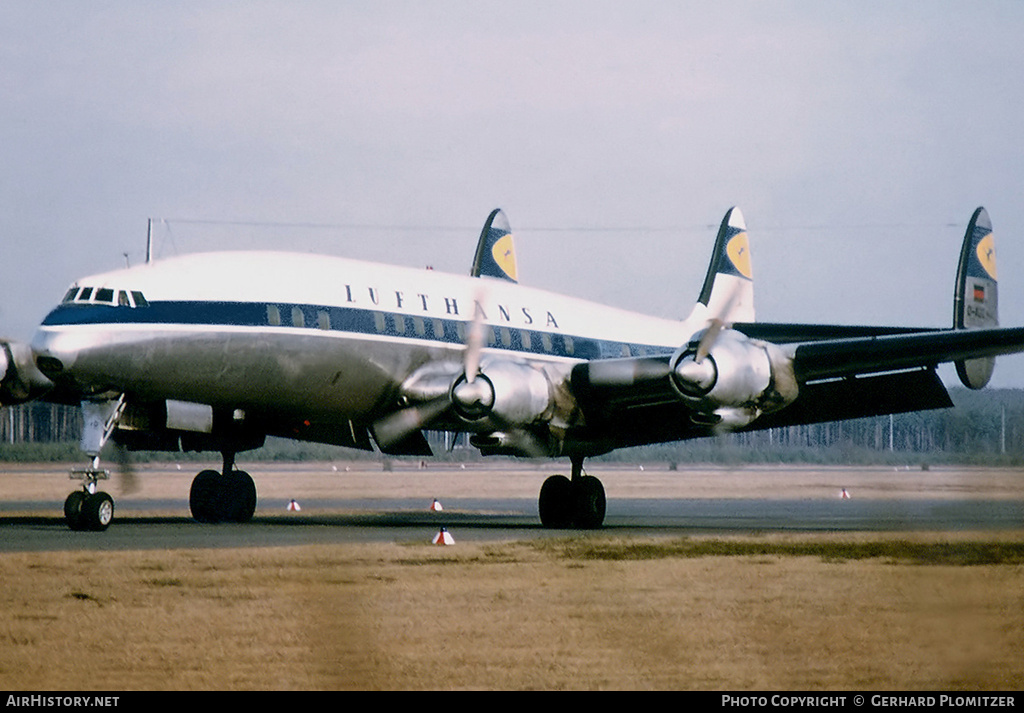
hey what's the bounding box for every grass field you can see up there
[2,462,1023,690]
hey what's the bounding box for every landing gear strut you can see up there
[189,451,257,524]
[538,456,606,529]
[64,397,126,531]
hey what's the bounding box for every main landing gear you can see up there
[188,451,257,524]
[538,456,606,529]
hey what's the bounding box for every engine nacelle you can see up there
[669,329,797,429]
[0,341,53,405]
[451,359,554,428]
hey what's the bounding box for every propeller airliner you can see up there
[3,206,1023,531]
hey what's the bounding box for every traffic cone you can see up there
[287,499,302,511]
[839,488,850,500]
[432,527,455,545]
[430,499,443,512]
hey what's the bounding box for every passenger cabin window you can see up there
[267,305,281,326]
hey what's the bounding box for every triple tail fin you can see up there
[471,209,518,283]
[691,207,755,325]
[954,207,999,388]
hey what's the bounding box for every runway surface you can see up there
[2,463,1023,551]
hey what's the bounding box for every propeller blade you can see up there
[112,441,140,496]
[695,319,725,363]
[695,271,745,363]
[373,283,494,449]
[371,396,452,449]
[464,286,488,383]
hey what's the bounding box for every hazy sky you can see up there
[3,2,1024,385]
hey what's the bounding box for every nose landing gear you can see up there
[64,461,115,532]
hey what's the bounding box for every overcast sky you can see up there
[3,1,1024,385]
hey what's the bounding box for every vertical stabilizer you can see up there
[471,209,518,283]
[954,207,998,389]
[693,207,754,324]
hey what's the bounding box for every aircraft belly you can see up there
[35,325,447,422]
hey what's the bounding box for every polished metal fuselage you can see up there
[30,250,690,448]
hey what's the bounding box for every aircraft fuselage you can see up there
[31,251,690,449]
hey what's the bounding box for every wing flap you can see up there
[754,368,953,429]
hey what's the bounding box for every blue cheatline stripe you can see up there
[41,301,676,361]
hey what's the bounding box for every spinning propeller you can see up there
[372,284,555,456]
[372,287,496,449]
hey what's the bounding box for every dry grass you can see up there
[2,533,1023,691]
[3,462,1023,690]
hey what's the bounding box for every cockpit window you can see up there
[64,286,150,307]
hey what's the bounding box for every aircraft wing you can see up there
[789,326,1024,382]
[564,204,1020,454]
[568,324,1024,453]
[732,322,934,343]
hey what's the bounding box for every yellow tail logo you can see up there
[976,233,997,280]
[490,234,518,281]
[726,232,752,280]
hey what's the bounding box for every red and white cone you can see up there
[432,527,455,545]
[287,499,302,511]
[430,499,443,512]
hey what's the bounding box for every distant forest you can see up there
[3,388,1024,465]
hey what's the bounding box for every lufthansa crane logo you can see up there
[491,234,518,281]
[976,233,997,281]
[726,232,753,280]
